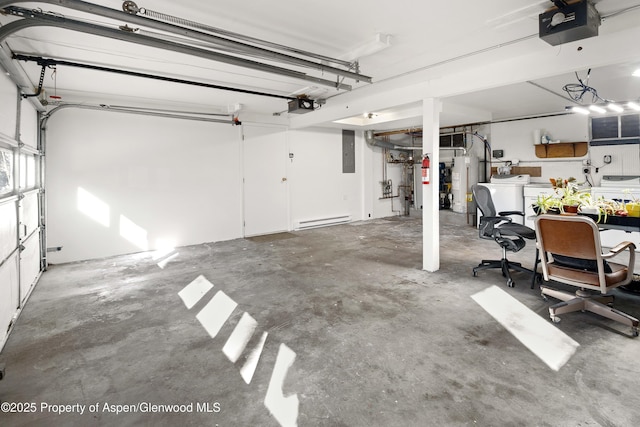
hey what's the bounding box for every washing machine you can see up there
[477,174,530,225]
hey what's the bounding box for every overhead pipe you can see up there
[365,130,417,152]
[0,0,371,84]
[365,129,398,150]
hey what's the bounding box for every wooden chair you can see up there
[534,214,638,336]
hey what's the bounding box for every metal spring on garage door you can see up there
[139,7,236,39]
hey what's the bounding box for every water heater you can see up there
[450,156,478,213]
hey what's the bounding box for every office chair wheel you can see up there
[632,327,639,337]
[541,293,548,301]
[472,270,478,277]
[507,278,514,288]
[550,316,561,324]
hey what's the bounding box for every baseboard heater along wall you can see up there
[294,215,351,230]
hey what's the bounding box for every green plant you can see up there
[554,181,590,212]
[578,194,624,223]
[549,177,577,189]
[532,193,562,214]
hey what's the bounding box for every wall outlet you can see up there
[582,159,591,166]
[603,155,612,164]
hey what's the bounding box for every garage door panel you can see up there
[19,191,39,237]
[20,230,41,305]
[0,252,19,345]
[0,199,18,262]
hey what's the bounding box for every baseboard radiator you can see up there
[294,215,351,230]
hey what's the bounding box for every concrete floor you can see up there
[1,211,639,426]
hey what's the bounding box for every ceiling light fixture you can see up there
[572,106,590,115]
[550,12,566,27]
[628,102,640,111]
[633,69,640,77]
[607,103,624,113]
[564,69,640,114]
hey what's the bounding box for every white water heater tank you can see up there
[451,156,478,213]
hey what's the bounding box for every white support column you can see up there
[422,98,441,272]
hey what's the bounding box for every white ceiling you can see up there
[1,0,640,129]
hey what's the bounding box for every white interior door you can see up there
[243,125,288,236]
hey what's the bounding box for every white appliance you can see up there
[451,156,479,214]
[523,183,555,229]
[591,175,640,251]
[477,174,530,225]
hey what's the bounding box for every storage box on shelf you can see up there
[534,141,588,158]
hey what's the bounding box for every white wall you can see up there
[46,108,243,263]
[490,114,589,184]
[288,127,364,224]
[45,112,384,263]
[490,113,640,186]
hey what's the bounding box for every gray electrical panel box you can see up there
[342,130,355,173]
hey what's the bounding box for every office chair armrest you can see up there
[602,241,637,259]
[482,215,513,224]
[498,210,525,217]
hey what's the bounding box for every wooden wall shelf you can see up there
[490,166,541,177]
[534,142,588,158]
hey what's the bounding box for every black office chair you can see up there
[471,184,538,287]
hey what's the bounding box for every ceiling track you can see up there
[0,7,355,91]
[41,103,238,128]
[0,0,371,84]
[13,53,298,101]
[124,1,356,69]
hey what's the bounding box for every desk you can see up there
[582,214,640,233]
